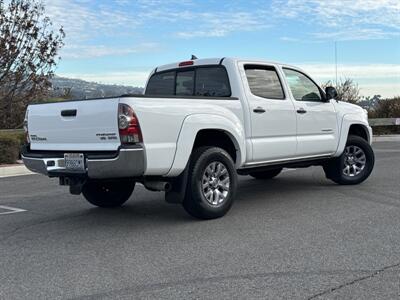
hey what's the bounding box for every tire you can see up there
[183,146,237,220]
[82,179,135,208]
[249,168,283,179]
[323,135,374,185]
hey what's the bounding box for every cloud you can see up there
[298,63,400,80]
[43,0,270,57]
[298,63,400,97]
[176,11,270,38]
[44,0,140,41]
[272,0,400,40]
[61,43,160,59]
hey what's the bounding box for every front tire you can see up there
[183,147,237,220]
[249,168,282,179]
[82,179,135,208]
[323,135,374,185]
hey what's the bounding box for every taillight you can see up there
[118,103,142,145]
[23,109,30,144]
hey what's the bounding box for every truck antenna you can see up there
[335,41,338,88]
[191,55,198,60]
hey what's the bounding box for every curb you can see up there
[0,165,34,178]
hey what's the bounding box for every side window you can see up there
[244,65,285,100]
[176,70,194,96]
[145,71,175,95]
[283,68,322,102]
[195,67,231,97]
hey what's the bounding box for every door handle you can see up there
[253,107,266,114]
[61,109,77,117]
[296,108,307,114]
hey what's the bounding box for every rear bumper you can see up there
[22,146,145,179]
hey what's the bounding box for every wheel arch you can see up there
[348,124,370,142]
[334,114,372,157]
[166,114,246,176]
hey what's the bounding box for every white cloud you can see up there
[298,63,400,80]
[175,11,270,38]
[273,0,400,40]
[61,43,160,59]
[298,63,400,97]
[44,0,140,41]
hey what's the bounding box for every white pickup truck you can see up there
[22,57,374,219]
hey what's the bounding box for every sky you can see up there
[42,0,400,98]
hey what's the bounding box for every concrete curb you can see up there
[373,135,400,142]
[0,165,33,178]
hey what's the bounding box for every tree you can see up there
[322,78,361,104]
[0,0,64,129]
[374,97,400,118]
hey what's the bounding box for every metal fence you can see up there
[369,118,400,126]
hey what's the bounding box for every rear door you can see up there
[28,98,120,151]
[241,63,297,162]
[282,68,338,156]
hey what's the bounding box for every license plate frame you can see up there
[64,153,85,172]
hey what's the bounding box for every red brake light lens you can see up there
[118,104,142,144]
[178,61,194,67]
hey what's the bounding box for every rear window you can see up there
[176,70,194,96]
[245,65,285,100]
[145,66,231,97]
[145,71,175,95]
[195,67,230,97]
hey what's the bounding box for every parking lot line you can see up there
[0,205,27,215]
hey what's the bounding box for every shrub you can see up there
[0,131,26,164]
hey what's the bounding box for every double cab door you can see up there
[241,62,338,163]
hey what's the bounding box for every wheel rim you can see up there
[343,145,366,177]
[201,161,230,206]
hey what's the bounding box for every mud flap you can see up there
[165,162,190,204]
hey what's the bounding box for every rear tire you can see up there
[183,146,237,220]
[323,135,374,185]
[82,179,135,208]
[249,168,283,179]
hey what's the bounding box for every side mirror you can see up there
[325,86,338,100]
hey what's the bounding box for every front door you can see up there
[282,68,339,156]
[242,64,297,163]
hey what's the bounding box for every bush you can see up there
[372,126,400,135]
[0,131,26,164]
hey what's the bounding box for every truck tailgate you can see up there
[28,99,120,151]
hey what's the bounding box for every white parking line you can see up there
[0,205,27,215]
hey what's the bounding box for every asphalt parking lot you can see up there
[0,141,399,299]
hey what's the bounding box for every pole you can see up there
[335,41,338,88]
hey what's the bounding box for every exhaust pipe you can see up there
[144,181,172,192]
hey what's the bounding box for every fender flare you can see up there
[166,113,246,177]
[334,113,372,157]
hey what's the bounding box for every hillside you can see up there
[50,76,144,100]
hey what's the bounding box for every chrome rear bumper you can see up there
[22,146,145,179]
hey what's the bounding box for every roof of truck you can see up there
[153,57,296,74]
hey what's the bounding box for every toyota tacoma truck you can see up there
[22,57,375,219]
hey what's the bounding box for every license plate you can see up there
[64,153,85,172]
